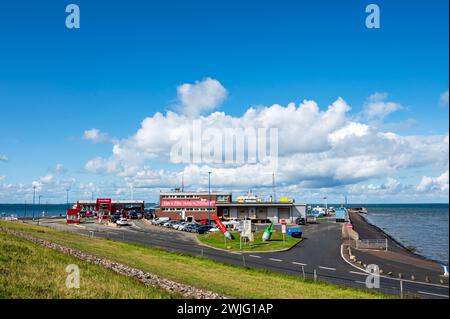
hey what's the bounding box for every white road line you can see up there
[292,262,307,266]
[350,271,369,276]
[249,255,261,259]
[418,291,449,298]
[230,252,242,255]
[355,281,367,285]
[269,258,283,262]
[319,266,337,271]
[340,245,449,289]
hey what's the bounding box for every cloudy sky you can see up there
[0,0,448,204]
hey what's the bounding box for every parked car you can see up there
[185,224,200,233]
[116,218,129,226]
[129,211,139,219]
[208,227,221,233]
[163,220,178,228]
[152,217,169,225]
[178,223,192,231]
[196,225,214,234]
[172,222,186,230]
[144,211,154,220]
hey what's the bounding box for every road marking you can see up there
[249,255,261,259]
[319,266,337,271]
[350,271,369,276]
[418,291,449,298]
[340,245,449,289]
[269,258,283,262]
[292,262,307,266]
[230,252,242,255]
[355,281,367,285]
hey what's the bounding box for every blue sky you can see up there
[0,0,448,204]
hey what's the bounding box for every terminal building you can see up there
[157,190,306,224]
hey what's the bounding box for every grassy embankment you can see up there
[198,230,302,252]
[0,230,179,299]
[0,221,389,299]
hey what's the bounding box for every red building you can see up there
[66,198,145,223]
[157,191,232,221]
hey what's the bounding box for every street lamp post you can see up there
[208,171,212,225]
[32,186,36,221]
[38,195,43,225]
[66,189,70,209]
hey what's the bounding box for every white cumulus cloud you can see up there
[177,78,228,116]
[362,92,403,120]
[80,81,449,201]
[0,155,8,162]
[417,170,449,193]
[83,128,109,144]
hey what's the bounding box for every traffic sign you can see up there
[347,223,353,229]
[281,219,287,225]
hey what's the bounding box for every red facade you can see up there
[157,192,231,221]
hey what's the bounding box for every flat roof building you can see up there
[157,190,306,224]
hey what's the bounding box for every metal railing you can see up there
[355,239,388,251]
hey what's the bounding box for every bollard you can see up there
[201,248,204,257]
[302,266,306,280]
[425,276,430,283]
[314,269,317,282]
[411,275,415,281]
[443,266,449,277]
[400,280,403,299]
[398,273,403,279]
[242,255,246,267]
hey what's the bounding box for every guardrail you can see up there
[355,239,388,251]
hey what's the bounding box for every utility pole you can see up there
[24,200,27,219]
[38,195,43,224]
[272,172,277,202]
[66,189,70,209]
[181,173,184,192]
[32,186,36,221]
[208,171,212,225]
[91,191,94,201]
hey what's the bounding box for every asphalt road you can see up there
[41,218,449,299]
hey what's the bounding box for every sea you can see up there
[347,204,449,264]
[1,203,448,264]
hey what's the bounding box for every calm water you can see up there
[1,203,448,263]
[355,204,449,264]
[0,204,69,218]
